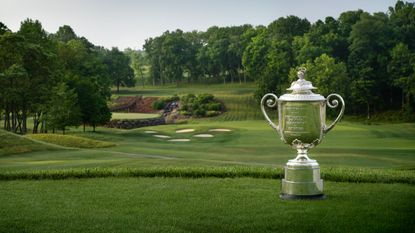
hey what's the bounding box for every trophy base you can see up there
[280,159,324,200]
[280,193,326,200]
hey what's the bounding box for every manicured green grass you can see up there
[0,177,414,233]
[27,134,115,149]
[111,112,160,120]
[1,121,414,171]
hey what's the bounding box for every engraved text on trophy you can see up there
[280,102,322,144]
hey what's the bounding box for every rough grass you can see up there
[0,129,58,156]
[27,134,115,148]
[0,166,413,184]
[0,177,414,233]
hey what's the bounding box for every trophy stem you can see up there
[294,148,312,161]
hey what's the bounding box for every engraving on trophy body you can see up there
[280,102,323,145]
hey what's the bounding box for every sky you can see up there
[0,0,399,50]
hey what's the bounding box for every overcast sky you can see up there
[0,0,399,50]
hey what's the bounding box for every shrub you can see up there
[206,111,221,117]
[152,99,166,110]
[197,93,215,104]
[206,103,222,111]
[194,107,206,117]
[165,94,180,103]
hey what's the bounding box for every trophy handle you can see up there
[261,93,280,133]
[324,93,345,134]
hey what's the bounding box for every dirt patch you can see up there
[111,96,159,113]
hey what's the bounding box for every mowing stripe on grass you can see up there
[0,167,413,184]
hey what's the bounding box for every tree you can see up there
[0,22,10,35]
[46,83,81,134]
[54,25,77,43]
[289,54,349,97]
[389,1,415,50]
[388,43,415,115]
[348,12,394,119]
[268,15,311,42]
[105,47,135,92]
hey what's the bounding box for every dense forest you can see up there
[0,20,135,134]
[142,1,415,120]
[1,1,414,135]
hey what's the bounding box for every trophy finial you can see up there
[297,67,306,80]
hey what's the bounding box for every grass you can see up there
[27,134,115,149]
[1,121,414,171]
[111,112,160,120]
[0,177,414,233]
[1,83,414,232]
[0,166,414,184]
[0,129,58,156]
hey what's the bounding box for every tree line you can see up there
[0,20,135,134]
[143,1,415,120]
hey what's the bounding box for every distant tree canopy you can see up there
[142,1,415,120]
[0,21,133,134]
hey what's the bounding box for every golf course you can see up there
[1,84,414,233]
[2,1,415,232]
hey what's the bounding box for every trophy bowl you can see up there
[261,67,345,200]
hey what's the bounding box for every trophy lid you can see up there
[279,67,325,101]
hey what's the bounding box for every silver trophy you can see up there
[261,67,345,200]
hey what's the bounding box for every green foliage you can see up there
[45,83,81,133]
[289,54,348,97]
[152,95,180,110]
[388,42,415,119]
[151,99,166,110]
[105,47,135,92]
[180,93,222,117]
[27,134,115,148]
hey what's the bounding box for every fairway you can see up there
[111,112,160,120]
[0,177,414,233]
[1,120,415,171]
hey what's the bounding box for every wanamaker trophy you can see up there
[261,67,345,200]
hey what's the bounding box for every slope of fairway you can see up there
[0,177,413,233]
[27,134,115,149]
[111,112,160,120]
[0,129,60,156]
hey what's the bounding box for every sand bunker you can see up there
[193,134,214,138]
[176,129,195,133]
[168,139,191,142]
[153,135,171,139]
[144,130,158,134]
[208,129,232,132]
